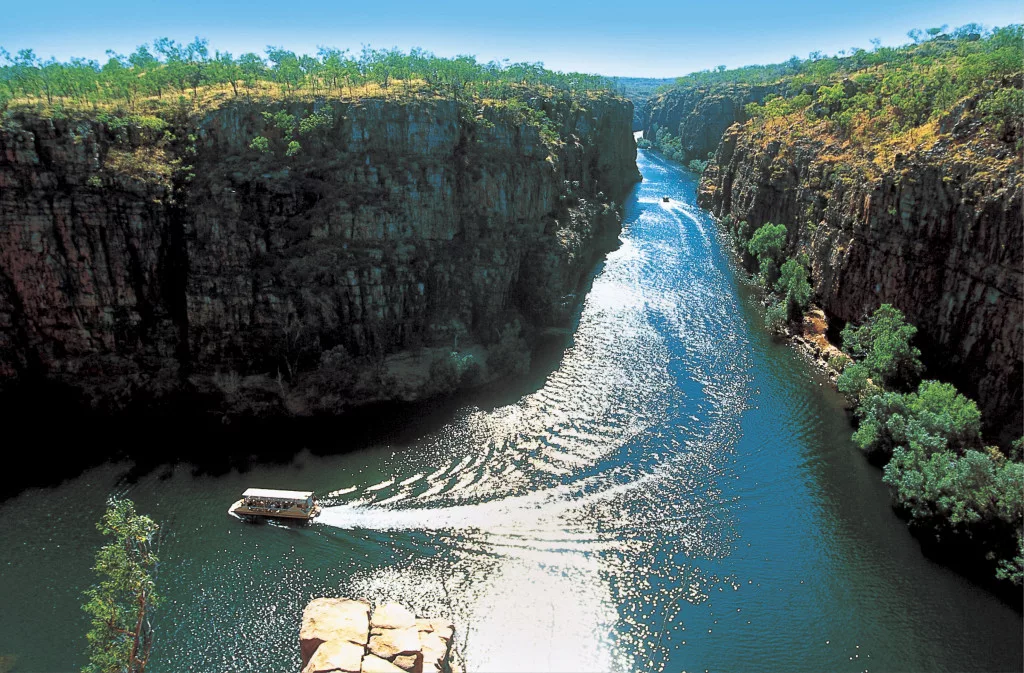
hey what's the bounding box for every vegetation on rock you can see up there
[0,40,612,115]
[838,304,924,394]
[656,24,1022,156]
[840,305,1023,587]
[81,499,161,673]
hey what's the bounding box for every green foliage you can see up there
[262,109,296,135]
[428,350,482,394]
[646,124,686,162]
[298,109,333,135]
[852,380,982,459]
[765,301,788,336]
[82,499,161,673]
[285,140,301,157]
[248,135,270,153]
[978,86,1024,140]
[836,303,1021,586]
[775,257,812,321]
[837,362,875,401]
[746,93,813,120]
[840,304,923,390]
[883,441,1023,584]
[688,158,708,173]
[747,223,787,286]
[0,40,615,112]
[663,24,1024,144]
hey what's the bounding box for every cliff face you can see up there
[642,84,781,163]
[0,95,639,415]
[700,114,1023,437]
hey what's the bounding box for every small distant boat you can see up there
[662,196,671,202]
[229,488,321,522]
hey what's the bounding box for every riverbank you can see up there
[2,149,1020,673]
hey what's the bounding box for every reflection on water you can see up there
[0,151,1020,673]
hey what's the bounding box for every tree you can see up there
[775,257,812,321]
[238,52,265,97]
[747,223,787,286]
[765,300,788,336]
[82,499,161,673]
[212,51,241,96]
[840,304,923,390]
[184,37,209,99]
[852,380,982,459]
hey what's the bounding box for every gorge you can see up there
[642,41,1023,440]
[0,25,1022,673]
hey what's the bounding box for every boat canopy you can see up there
[242,488,314,502]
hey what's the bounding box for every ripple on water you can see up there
[3,151,1019,673]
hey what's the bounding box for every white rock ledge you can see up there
[300,598,459,673]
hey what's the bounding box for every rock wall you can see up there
[699,120,1023,438]
[300,598,458,673]
[642,84,782,163]
[0,94,639,415]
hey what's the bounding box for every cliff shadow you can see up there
[0,254,611,501]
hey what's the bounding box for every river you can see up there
[1,149,1021,673]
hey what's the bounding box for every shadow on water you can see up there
[0,250,611,503]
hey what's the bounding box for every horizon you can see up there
[0,0,1020,79]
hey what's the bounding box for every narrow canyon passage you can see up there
[1,150,1020,673]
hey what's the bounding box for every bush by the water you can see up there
[839,304,924,394]
[775,257,812,321]
[747,222,787,287]
[841,305,1023,586]
[428,350,482,395]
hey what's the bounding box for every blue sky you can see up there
[0,0,1020,77]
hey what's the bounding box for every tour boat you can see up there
[662,196,671,202]
[229,488,321,522]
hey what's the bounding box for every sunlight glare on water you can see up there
[0,150,1020,673]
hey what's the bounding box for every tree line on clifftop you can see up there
[0,40,615,114]
[727,216,1023,590]
[645,24,1023,158]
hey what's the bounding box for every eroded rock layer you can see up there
[699,117,1023,437]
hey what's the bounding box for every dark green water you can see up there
[2,150,1021,673]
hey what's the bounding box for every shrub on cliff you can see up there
[747,223,787,286]
[853,380,983,459]
[82,499,161,673]
[883,439,1023,585]
[978,86,1024,142]
[775,258,812,322]
[765,301,788,336]
[428,350,481,395]
[838,309,1023,586]
[839,304,923,392]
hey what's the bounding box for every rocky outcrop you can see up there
[642,84,782,163]
[0,94,639,415]
[300,598,457,673]
[700,120,1023,439]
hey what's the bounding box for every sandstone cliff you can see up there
[0,94,639,416]
[642,84,782,163]
[698,106,1023,439]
